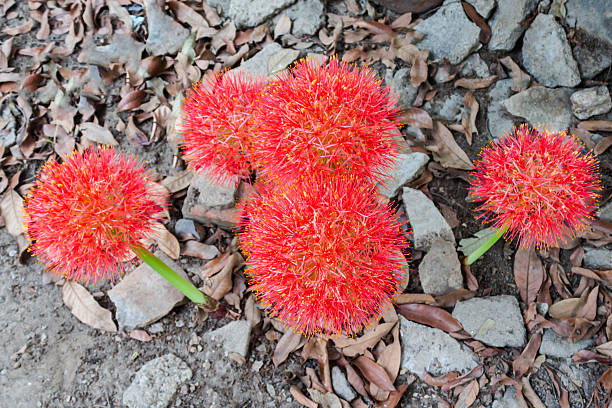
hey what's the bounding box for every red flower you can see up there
[253,57,401,183]
[238,174,408,336]
[470,125,600,248]
[24,148,166,283]
[179,71,266,184]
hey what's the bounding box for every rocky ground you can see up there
[0,0,611,407]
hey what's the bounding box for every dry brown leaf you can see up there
[151,222,180,259]
[273,330,303,366]
[343,29,370,43]
[573,349,612,364]
[79,122,118,146]
[129,329,152,342]
[375,382,410,408]
[354,356,396,392]
[118,89,146,112]
[454,76,497,89]
[455,379,479,408]
[391,13,412,29]
[462,92,478,145]
[21,73,44,91]
[376,325,401,383]
[161,170,194,193]
[596,341,612,357]
[550,263,572,299]
[167,1,216,39]
[0,189,26,237]
[549,298,586,319]
[513,246,544,304]
[461,2,490,43]
[521,377,546,408]
[355,20,394,36]
[398,107,433,129]
[576,286,598,320]
[500,56,531,91]
[126,116,149,146]
[274,14,292,38]
[429,121,474,170]
[181,240,219,260]
[333,322,395,356]
[62,281,117,332]
[290,385,318,408]
[512,332,542,378]
[199,252,238,300]
[595,367,612,408]
[594,136,612,155]
[439,365,484,391]
[423,371,460,387]
[3,19,34,35]
[394,293,436,304]
[434,289,476,308]
[397,303,463,333]
[410,49,429,87]
[577,120,612,132]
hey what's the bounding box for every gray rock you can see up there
[489,0,538,51]
[378,152,429,198]
[385,68,418,109]
[175,219,202,240]
[204,320,252,358]
[573,44,612,79]
[144,0,189,56]
[487,79,516,139]
[424,93,466,122]
[182,173,238,212]
[460,54,490,78]
[0,104,17,147]
[148,323,164,334]
[235,43,286,77]
[207,0,231,15]
[419,239,463,296]
[501,86,573,132]
[229,0,296,29]
[399,316,478,379]
[331,366,356,402]
[108,251,190,329]
[522,14,581,88]
[599,201,612,222]
[465,0,496,18]
[123,354,192,408]
[80,34,145,73]
[414,0,481,64]
[452,296,526,347]
[566,0,612,46]
[492,387,521,408]
[308,389,343,408]
[402,187,455,251]
[570,86,612,119]
[583,247,612,269]
[539,329,594,358]
[284,0,325,37]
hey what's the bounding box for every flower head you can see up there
[179,71,266,184]
[253,57,401,183]
[470,125,600,248]
[24,147,166,283]
[238,174,408,337]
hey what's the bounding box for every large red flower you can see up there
[179,71,266,184]
[238,174,408,336]
[24,148,166,283]
[470,125,600,248]
[253,57,401,183]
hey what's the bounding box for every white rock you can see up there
[331,366,356,402]
[378,152,429,198]
[570,86,612,120]
[539,329,594,358]
[492,387,521,408]
[501,86,573,133]
[385,67,418,109]
[402,187,455,251]
[418,239,463,296]
[204,320,252,358]
[489,0,538,51]
[229,0,296,28]
[460,54,490,78]
[487,79,516,139]
[283,0,325,37]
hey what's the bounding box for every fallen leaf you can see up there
[434,289,476,308]
[595,367,612,408]
[375,383,410,408]
[118,89,146,112]
[274,14,292,38]
[577,120,612,132]
[549,297,586,319]
[500,56,531,91]
[355,20,394,36]
[267,49,299,75]
[512,332,542,378]
[440,365,484,391]
[333,322,395,356]
[454,76,497,89]
[3,19,34,35]
[161,170,194,193]
[594,136,612,155]
[0,189,26,237]
[391,13,412,29]
[62,281,117,332]
[394,293,436,304]
[79,122,118,146]
[513,247,545,304]
[273,329,303,366]
[573,349,612,364]
[354,356,396,392]
[290,386,318,408]
[455,379,479,408]
[199,252,238,300]
[181,240,220,260]
[129,329,152,342]
[576,286,598,320]
[376,325,401,383]
[462,92,478,144]
[211,21,236,54]
[151,222,180,259]
[428,121,474,170]
[167,1,216,39]
[397,303,463,333]
[596,341,612,357]
[423,371,459,387]
[461,2,490,43]
[410,49,429,87]
[398,107,433,129]
[521,376,546,408]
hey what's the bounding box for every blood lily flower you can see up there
[179,71,266,184]
[466,125,599,264]
[238,174,408,337]
[253,57,401,183]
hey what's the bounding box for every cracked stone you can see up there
[418,239,463,296]
[488,0,538,51]
[402,187,455,251]
[377,152,429,198]
[501,86,573,133]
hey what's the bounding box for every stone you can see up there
[182,173,241,228]
[570,86,612,120]
[229,0,296,29]
[539,329,594,358]
[583,247,612,269]
[599,201,612,222]
[144,0,189,56]
[108,251,190,329]
[123,354,192,408]
[331,366,356,402]
[465,0,496,18]
[377,152,429,198]
[418,239,463,296]
[399,316,478,378]
[204,320,252,358]
[385,68,418,109]
[573,44,612,79]
[452,296,526,347]
[283,0,325,37]
[235,42,285,77]
[414,0,481,64]
[487,79,516,139]
[207,0,230,15]
[174,219,202,241]
[492,387,521,408]
[566,0,612,46]
[424,93,466,122]
[501,86,573,133]
[460,53,490,78]
[402,187,454,251]
[521,14,581,88]
[308,389,343,408]
[79,34,145,73]
[489,0,538,51]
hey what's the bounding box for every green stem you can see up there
[464,225,509,266]
[131,244,218,310]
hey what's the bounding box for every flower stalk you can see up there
[464,225,508,266]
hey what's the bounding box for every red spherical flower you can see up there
[24,148,166,283]
[238,174,408,337]
[253,57,401,183]
[179,71,266,184]
[470,125,600,248]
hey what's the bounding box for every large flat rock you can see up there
[501,86,573,133]
[418,239,463,296]
[489,0,538,51]
[566,0,612,46]
[229,0,296,28]
[402,187,454,251]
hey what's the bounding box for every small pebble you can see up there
[266,383,276,398]
[8,249,17,257]
[149,323,164,334]
[252,360,263,372]
[176,320,185,328]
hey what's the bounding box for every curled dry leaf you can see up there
[333,322,395,357]
[375,382,410,408]
[454,76,497,90]
[199,252,238,300]
[397,303,463,333]
[62,281,117,332]
[151,222,180,259]
[440,365,484,391]
[181,240,220,260]
[423,371,459,387]
[512,332,542,378]
[290,386,318,408]
[354,356,396,392]
[428,121,474,170]
[499,56,531,91]
[355,20,394,36]
[79,122,118,146]
[21,73,44,91]
[513,246,544,304]
[594,136,612,155]
[3,19,34,35]
[461,1,490,43]
[376,325,401,383]
[129,329,152,342]
[462,92,478,145]
[117,89,146,112]
[167,1,216,39]
[595,367,612,408]
[521,377,546,408]
[274,14,292,39]
[455,379,479,408]
[398,107,433,129]
[273,329,303,366]
[596,341,612,358]
[161,170,194,193]
[550,263,572,299]
[573,349,612,364]
[391,13,412,29]
[0,189,26,237]
[577,120,612,132]
[572,267,612,286]
[394,293,436,304]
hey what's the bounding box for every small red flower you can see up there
[253,57,401,183]
[179,71,266,184]
[24,148,166,283]
[238,174,408,336]
[470,125,600,248]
